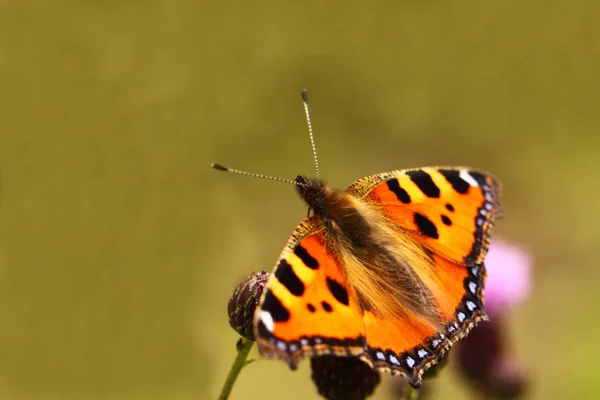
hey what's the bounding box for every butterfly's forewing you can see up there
[348,167,502,266]
[254,217,366,368]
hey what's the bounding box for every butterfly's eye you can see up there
[295,175,308,187]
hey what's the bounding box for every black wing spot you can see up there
[386,179,411,204]
[275,259,305,296]
[468,170,489,186]
[326,277,350,306]
[307,303,316,313]
[263,290,290,322]
[440,170,470,194]
[441,215,452,226]
[294,244,319,270]
[414,212,439,239]
[445,203,455,212]
[407,170,440,198]
[321,301,333,312]
[257,319,271,337]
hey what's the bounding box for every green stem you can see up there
[401,384,420,400]
[218,338,255,400]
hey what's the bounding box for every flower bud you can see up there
[227,270,270,340]
[311,356,380,400]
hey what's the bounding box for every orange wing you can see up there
[254,217,366,368]
[347,167,502,266]
[360,256,487,386]
[346,167,501,386]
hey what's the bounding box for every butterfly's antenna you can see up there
[211,163,299,186]
[301,89,320,178]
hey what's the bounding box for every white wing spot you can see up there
[390,354,400,365]
[485,202,493,210]
[432,339,440,348]
[259,311,274,332]
[466,301,477,311]
[277,341,287,351]
[469,281,477,294]
[406,356,415,368]
[289,343,298,352]
[471,266,479,276]
[480,208,487,216]
[418,349,428,358]
[300,338,309,346]
[314,338,322,344]
[460,170,479,187]
[376,351,386,361]
[458,312,466,322]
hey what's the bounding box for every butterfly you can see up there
[213,91,502,388]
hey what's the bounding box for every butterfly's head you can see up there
[294,175,330,216]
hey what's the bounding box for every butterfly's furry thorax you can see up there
[294,175,441,324]
[295,175,372,245]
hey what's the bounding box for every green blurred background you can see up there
[1,1,599,399]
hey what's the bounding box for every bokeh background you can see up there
[1,1,599,399]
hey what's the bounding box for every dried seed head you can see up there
[311,355,380,400]
[227,270,270,340]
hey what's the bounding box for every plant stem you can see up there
[218,338,255,400]
[401,384,420,400]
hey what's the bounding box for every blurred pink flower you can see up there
[453,238,532,399]
[484,239,532,316]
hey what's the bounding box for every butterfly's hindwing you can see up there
[254,217,366,367]
[359,256,487,387]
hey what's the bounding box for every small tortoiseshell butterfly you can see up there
[213,91,502,387]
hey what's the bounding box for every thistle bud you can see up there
[311,356,380,400]
[227,270,270,340]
